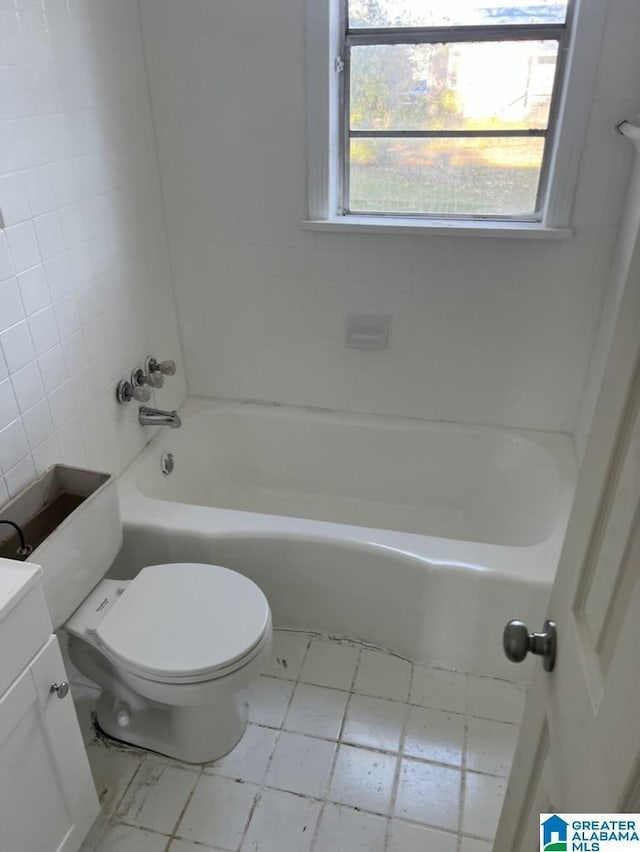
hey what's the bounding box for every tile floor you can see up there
[73,631,526,852]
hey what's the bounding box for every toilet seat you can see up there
[97,562,270,684]
[69,563,271,685]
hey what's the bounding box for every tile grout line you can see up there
[162,766,203,849]
[456,673,471,852]
[232,718,511,780]
[308,641,365,852]
[197,687,290,852]
[237,632,314,852]
[235,787,265,852]
[383,660,414,851]
[260,671,522,726]
[272,628,529,689]
[107,823,173,844]
[90,754,150,851]
[281,633,324,852]
[113,794,471,847]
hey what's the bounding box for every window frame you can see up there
[304,0,610,238]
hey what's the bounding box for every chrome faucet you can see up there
[138,406,182,429]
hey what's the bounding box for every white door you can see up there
[495,162,640,849]
[0,636,99,852]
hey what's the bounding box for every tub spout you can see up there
[138,406,182,429]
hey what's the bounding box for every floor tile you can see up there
[204,724,278,784]
[300,639,359,691]
[240,788,321,852]
[460,838,494,852]
[175,774,259,849]
[387,820,458,852]
[71,634,524,852]
[284,682,349,740]
[265,631,309,680]
[328,744,396,814]
[244,676,295,727]
[115,759,198,835]
[352,649,412,702]
[94,824,168,852]
[341,694,406,752]
[169,841,227,852]
[467,675,526,724]
[462,771,507,840]
[466,717,519,777]
[264,731,335,797]
[394,758,461,831]
[314,803,387,852]
[78,814,109,852]
[403,706,465,767]
[410,666,467,713]
[86,741,143,816]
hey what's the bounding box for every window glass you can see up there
[342,0,571,219]
[349,136,544,216]
[348,0,569,28]
[350,41,559,132]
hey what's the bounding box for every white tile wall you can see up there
[3,0,636,503]
[139,0,640,434]
[0,0,187,502]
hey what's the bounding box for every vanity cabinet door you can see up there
[0,636,99,852]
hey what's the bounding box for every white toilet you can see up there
[65,562,272,763]
[8,467,272,764]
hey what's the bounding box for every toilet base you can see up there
[66,629,265,764]
[95,688,247,764]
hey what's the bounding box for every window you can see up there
[305,0,608,236]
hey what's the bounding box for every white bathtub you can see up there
[115,399,576,679]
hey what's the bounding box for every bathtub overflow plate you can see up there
[160,451,175,476]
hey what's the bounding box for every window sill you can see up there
[302,217,573,240]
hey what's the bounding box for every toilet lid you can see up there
[96,563,271,682]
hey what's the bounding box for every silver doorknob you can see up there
[50,682,70,699]
[503,619,557,672]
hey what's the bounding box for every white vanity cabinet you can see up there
[0,560,100,852]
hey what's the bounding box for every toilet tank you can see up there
[0,466,122,629]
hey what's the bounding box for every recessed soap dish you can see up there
[345,313,391,350]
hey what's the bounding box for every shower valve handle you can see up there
[132,367,164,389]
[116,380,151,405]
[146,356,176,376]
[133,386,152,402]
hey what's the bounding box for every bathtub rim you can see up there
[118,477,567,589]
[118,396,576,587]
[113,506,552,681]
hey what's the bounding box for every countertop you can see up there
[0,557,42,622]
